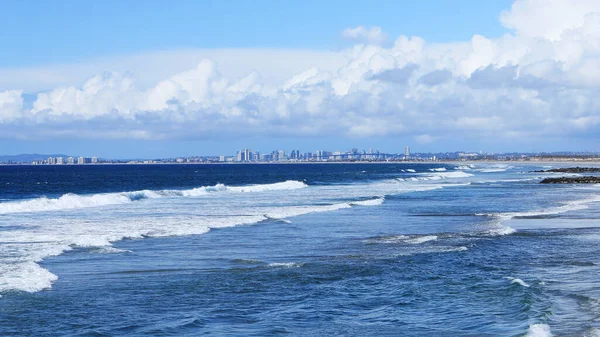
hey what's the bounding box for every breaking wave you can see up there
[506,277,530,287]
[0,192,385,294]
[397,171,474,182]
[0,180,308,214]
[525,324,552,337]
[404,235,438,244]
[481,195,600,219]
[350,197,385,206]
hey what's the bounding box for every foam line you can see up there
[0,180,308,214]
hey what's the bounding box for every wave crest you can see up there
[0,180,308,214]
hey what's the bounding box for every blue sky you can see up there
[1,0,600,158]
[0,0,512,67]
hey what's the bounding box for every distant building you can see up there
[47,157,55,165]
[91,157,98,164]
[67,157,75,164]
[56,157,64,165]
[77,156,85,165]
[405,146,410,158]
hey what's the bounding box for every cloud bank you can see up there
[1,0,600,148]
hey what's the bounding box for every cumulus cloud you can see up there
[418,69,453,86]
[1,0,600,148]
[0,90,24,123]
[500,0,600,40]
[368,64,419,84]
[342,26,387,45]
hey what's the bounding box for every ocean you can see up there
[1,163,599,336]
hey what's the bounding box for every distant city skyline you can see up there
[3,145,599,165]
[1,0,600,157]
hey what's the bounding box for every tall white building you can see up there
[405,146,410,158]
[77,156,85,165]
[91,157,98,164]
[56,157,64,165]
[67,157,75,164]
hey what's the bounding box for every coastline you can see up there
[3,159,600,166]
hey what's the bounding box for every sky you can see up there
[1,0,599,158]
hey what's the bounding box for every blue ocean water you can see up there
[1,163,600,336]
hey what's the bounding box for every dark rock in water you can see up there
[533,167,600,173]
[540,176,600,184]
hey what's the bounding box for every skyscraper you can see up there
[405,146,410,158]
[77,156,85,165]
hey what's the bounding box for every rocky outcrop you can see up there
[534,167,600,173]
[540,176,600,184]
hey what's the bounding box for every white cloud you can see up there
[342,26,387,45]
[500,0,600,40]
[1,0,600,149]
[414,134,436,145]
[0,90,24,122]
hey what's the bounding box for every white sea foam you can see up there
[264,197,384,220]
[267,262,303,268]
[429,168,447,172]
[0,262,58,294]
[497,195,600,219]
[446,246,468,252]
[525,323,552,337]
[417,171,474,181]
[399,171,474,182]
[0,174,472,295]
[474,164,512,173]
[90,247,133,254]
[405,235,438,244]
[364,235,410,244]
[485,225,517,236]
[350,197,385,206]
[226,180,307,193]
[406,169,416,173]
[506,277,530,287]
[0,192,145,214]
[477,168,508,173]
[0,180,308,214]
[435,171,474,178]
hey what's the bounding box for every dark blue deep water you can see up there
[1,163,600,336]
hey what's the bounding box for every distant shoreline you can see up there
[2,159,600,166]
